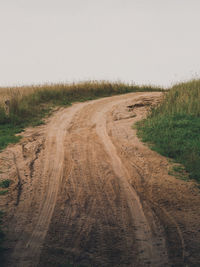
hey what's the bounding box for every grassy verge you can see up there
[136,79,200,182]
[0,81,162,150]
[0,124,23,151]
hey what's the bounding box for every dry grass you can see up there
[0,86,34,104]
[152,79,200,117]
[0,81,162,106]
[0,81,163,150]
[0,80,161,98]
[0,81,162,118]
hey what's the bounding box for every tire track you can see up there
[5,92,188,267]
[38,93,169,266]
[8,103,88,267]
[92,99,169,266]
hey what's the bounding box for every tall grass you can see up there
[151,79,200,116]
[137,79,200,182]
[0,81,163,150]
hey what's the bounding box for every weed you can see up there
[0,180,11,188]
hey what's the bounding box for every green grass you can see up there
[0,180,11,188]
[136,79,200,182]
[0,124,22,151]
[0,81,163,150]
[168,164,189,181]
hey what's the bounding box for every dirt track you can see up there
[1,92,200,267]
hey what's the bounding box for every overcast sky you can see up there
[0,0,200,87]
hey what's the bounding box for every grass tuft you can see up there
[0,180,11,188]
[168,164,189,181]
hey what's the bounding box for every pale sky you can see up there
[0,0,200,87]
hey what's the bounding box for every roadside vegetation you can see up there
[136,79,200,182]
[0,81,162,150]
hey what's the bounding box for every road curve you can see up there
[2,92,192,266]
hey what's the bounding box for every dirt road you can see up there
[1,92,200,266]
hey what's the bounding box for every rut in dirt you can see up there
[2,92,188,267]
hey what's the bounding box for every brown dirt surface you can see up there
[0,92,200,267]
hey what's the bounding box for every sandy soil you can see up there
[0,92,200,267]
